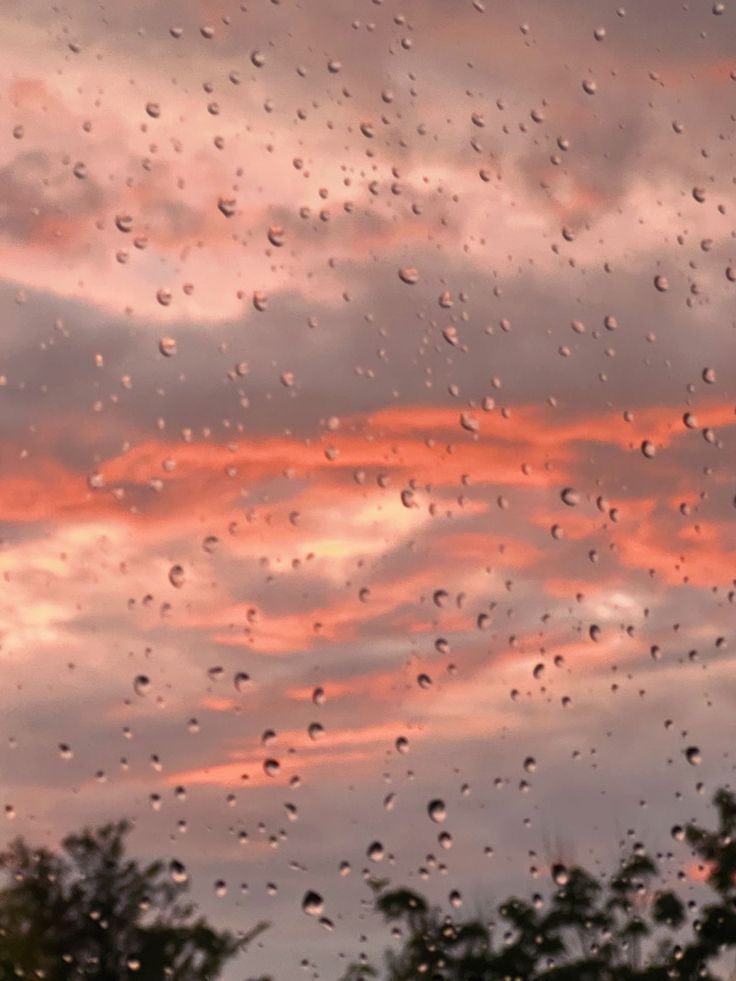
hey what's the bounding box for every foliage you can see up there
[0,819,267,979]
[341,787,736,981]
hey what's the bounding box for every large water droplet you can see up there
[302,891,324,916]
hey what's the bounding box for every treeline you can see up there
[2,789,736,979]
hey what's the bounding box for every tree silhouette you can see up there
[6,791,736,980]
[340,786,736,981]
[0,819,267,979]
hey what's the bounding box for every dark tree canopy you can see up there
[0,819,267,980]
[4,790,736,980]
[339,786,736,981]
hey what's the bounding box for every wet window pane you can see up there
[2,1,736,978]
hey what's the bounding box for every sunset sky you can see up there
[2,0,736,976]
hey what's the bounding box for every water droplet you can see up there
[308,722,324,740]
[552,863,569,886]
[263,758,280,777]
[654,274,669,292]
[589,624,602,642]
[312,686,325,706]
[218,197,236,218]
[234,671,251,693]
[168,564,185,588]
[251,50,266,67]
[302,891,324,916]
[367,841,384,862]
[169,860,188,884]
[158,337,176,357]
[395,736,409,754]
[428,799,446,823]
[460,412,480,433]
[685,746,701,766]
[115,214,133,233]
[523,756,537,773]
[560,487,579,507]
[398,266,419,284]
[134,675,151,696]
[267,225,285,247]
[641,440,656,459]
[253,290,268,311]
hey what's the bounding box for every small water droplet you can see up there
[234,671,251,693]
[134,675,151,696]
[169,860,188,884]
[218,197,236,218]
[428,799,446,823]
[395,736,409,754]
[552,863,569,886]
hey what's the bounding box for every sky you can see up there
[1,0,736,977]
